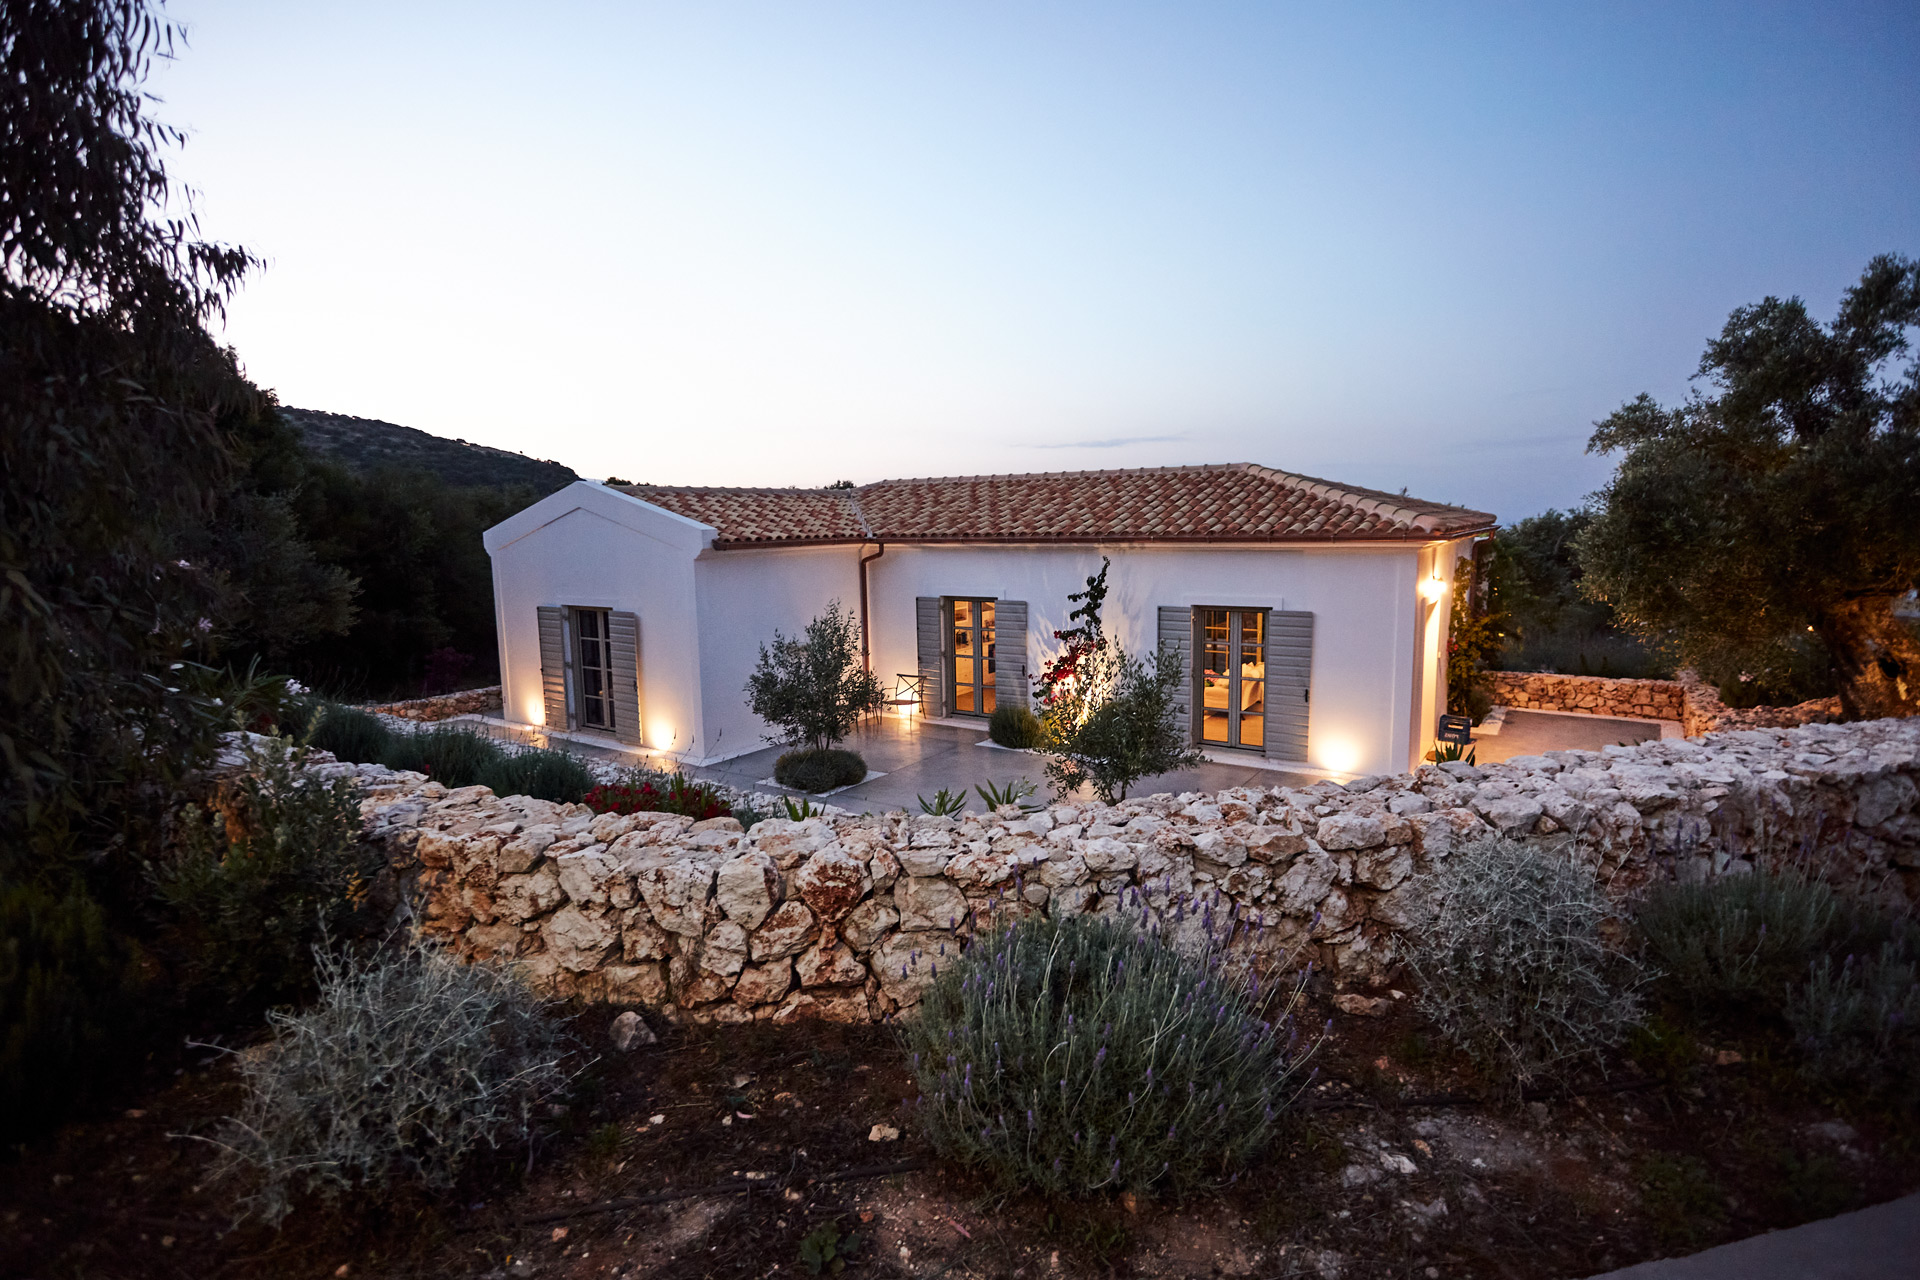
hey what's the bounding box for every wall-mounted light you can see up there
[1316,737,1362,776]
[1418,575,1448,603]
[525,698,545,726]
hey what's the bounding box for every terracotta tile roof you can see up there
[615,464,1495,549]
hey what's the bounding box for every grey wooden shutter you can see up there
[609,610,642,746]
[537,606,569,730]
[1157,606,1194,740]
[915,596,945,716]
[994,600,1028,711]
[1264,610,1314,763]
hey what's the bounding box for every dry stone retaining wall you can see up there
[364,686,504,721]
[352,717,1920,1026]
[1482,670,1842,737]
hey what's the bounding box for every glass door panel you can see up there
[1238,611,1265,749]
[1195,607,1264,750]
[1200,608,1231,744]
[980,601,996,715]
[952,600,977,713]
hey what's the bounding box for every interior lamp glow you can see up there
[1418,575,1448,603]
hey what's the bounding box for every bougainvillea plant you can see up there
[584,772,731,821]
[1032,555,1111,709]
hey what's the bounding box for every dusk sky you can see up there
[156,2,1918,522]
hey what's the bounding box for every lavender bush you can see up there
[904,906,1314,1198]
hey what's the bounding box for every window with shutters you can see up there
[572,607,615,732]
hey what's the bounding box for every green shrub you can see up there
[476,747,596,804]
[1406,836,1646,1088]
[1042,645,1204,802]
[379,724,504,788]
[212,943,572,1225]
[988,704,1043,749]
[0,881,147,1142]
[297,700,393,765]
[774,747,867,793]
[154,733,380,1011]
[905,913,1311,1198]
[1635,870,1851,1011]
[744,601,885,751]
[1785,936,1920,1103]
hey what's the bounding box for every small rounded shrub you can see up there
[1406,836,1646,1088]
[380,725,505,788]
[1786,936,1920,1102]
[214,943,572,1225]
[988,703,1044,749]
[585,770,732,821]
[297,700,393,765]
[476,747,597,804]
[905,913,1310,1198]
[773,747,867,793]
[1635,869,1851,1011]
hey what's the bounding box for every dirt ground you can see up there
[3,999,1916,1280]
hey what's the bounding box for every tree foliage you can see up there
[745,601,885,751]
[1,0,261,875]
[1044,645,1205,802]
[1578,255,1920,718]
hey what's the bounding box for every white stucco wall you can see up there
[865,542,1444,776]
[483,483,713,756]
[692,545,863,764]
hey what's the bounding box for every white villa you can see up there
[481,464,1495,777]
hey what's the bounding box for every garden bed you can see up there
[3,995,1914,1280]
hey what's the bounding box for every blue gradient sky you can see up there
[155,2,1918,521]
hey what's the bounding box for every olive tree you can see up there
[1578,255,1920,719]
[1044,644,1205,802]
[744,600,884,750]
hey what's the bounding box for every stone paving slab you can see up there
[1580,1192,1920,1280]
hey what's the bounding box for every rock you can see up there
[609,1010,657,1050]
[634,858,717,937]
[1379,1151,1418,1175]
[793,847,870,924]
[1274,850,1337,914]
[796,942,868,987]
[750,899,817,960]
[868,1124,900,1142]
[496,868,564,921]
[544,905,620,971]
[715,851,783,930]
[621,909,674,961]
[896,874,968,931]
[605,962,669,1004]
[1332,993,1391,1017]
[1352,845,1412,890]
[1339,1162,1381,1187]
[699,921,750,977]
[732,959,794,1007]
[840,899,900,950]
[1317,813,1385,851]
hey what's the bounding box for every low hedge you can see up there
[773,747,867,793]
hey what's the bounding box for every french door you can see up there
[573,607,615,731]
[950,599,996,716]
[1198,608,1265,750]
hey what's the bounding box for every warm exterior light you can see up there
[1418,575,1448,603]
[1317,737,1361,775]
[525,697,545,726]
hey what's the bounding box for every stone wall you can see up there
[358,717,1920,1026]
[1483,671,1686,723]
[1482,669,1842,737]
[364,686,504,721]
